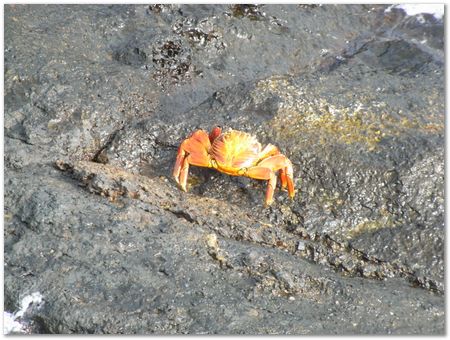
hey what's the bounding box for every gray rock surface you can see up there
[4,4,444,334]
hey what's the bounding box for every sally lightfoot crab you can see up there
[173,126,295,206]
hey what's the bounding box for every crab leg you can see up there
[173,146,187,181]
[245,167,277,206]
[279,168,288,189]
[258,144,289,190]
[173,130,213,191]
[177,155,190,191]
[255,154,295,200]
[175,152,212,191]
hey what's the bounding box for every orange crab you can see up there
[173,126,295,206]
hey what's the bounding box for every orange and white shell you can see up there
[210,130,262,169]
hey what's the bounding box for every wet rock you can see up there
[230,4,266,21]
[5,4,444,335]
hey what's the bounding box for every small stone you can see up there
[297,241,306,251]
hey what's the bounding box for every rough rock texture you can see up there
[4,4,444,334]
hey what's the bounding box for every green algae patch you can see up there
[346,212,400,239]
[253,77,444,151]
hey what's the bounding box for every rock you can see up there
[5,4,444,334]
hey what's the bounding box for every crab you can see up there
[173,126,295,206]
